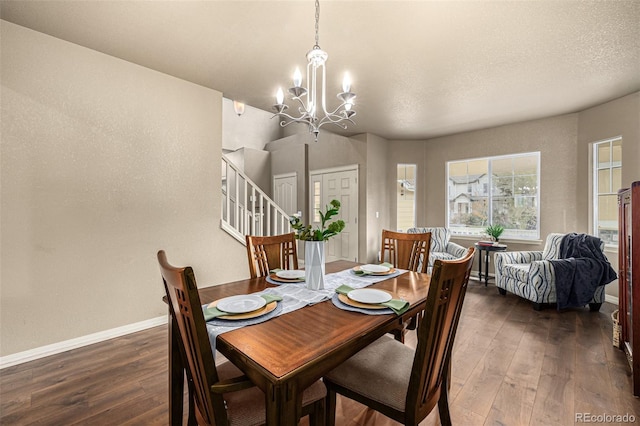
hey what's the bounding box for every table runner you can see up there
[205,267,406,355]
[265,267,403,287]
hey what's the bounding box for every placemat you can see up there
[330,293,394,315]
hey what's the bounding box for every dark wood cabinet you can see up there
[618,181,640,397]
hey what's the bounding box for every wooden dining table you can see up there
[167,260,431,425]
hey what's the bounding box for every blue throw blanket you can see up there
[550,233,617,310]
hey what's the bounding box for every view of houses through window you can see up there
[396,164,416,231]
[447,152,540,240]
[593,137,622,246]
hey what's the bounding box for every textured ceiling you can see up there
[1,0,639,140]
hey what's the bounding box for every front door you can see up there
[310,166,358,262]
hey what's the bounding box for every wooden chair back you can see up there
[157,250,227,426]
[406,247,475,424]
[246,232,299,278]
[381,229,431,273]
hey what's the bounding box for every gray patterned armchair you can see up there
[407,227,468,274]
[494,233,606,311]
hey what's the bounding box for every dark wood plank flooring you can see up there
[2,282,638,425]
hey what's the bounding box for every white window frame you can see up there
[396,163,417,232]
[446,152,541,241]
[592,136,622,248]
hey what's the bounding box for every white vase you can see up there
[305,241,326,290]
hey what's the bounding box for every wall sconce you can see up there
[233,101,245,116]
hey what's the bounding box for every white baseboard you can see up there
[605,294,619,306]
[0,315,168,370]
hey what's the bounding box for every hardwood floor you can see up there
[2,282,638,425]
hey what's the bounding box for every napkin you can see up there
[335,284,409,315]
[353,262,394,276]
[202,294,283,321]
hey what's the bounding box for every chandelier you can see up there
[272,0,356,141]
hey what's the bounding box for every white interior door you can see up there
[273,173,297,216]
[310,166,358,262]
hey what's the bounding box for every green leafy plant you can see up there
[485,224,505,242]
[289,199,346,241]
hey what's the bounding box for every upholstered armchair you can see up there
[494,233,606,311]
[407,227,468,274]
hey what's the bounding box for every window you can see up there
[396,164,416,231]
[593,137,622,246]
[447,152,540,240]
[313,181,321,223]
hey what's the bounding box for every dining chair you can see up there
[323,247,476,426]
[381,229,432,342]
[246,232,299,278]
[381,229,431,274]
[157,250,326,426]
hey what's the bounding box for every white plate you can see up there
[360,264,391,274]
[216,295,266,314]
[347,289,392,304]
[275,270,305,280]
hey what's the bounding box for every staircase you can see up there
[221,154,291,244]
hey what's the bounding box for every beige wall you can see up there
[265,131,371,260]
[577,92,640,229]
[388,115,580,248]
[576,92,640,298]
[230,147,272,196]
[267,131,396,263]
[360,133,392,263]
[419,114,580,243]
[386,95,640,297]
[269,137,308,216]
[0,22,248,357]
[388,140,428,230]
[222,98,282,152]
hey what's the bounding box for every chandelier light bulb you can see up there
[342,73,351,93]
[293,68,303,88]
[232,100,245,116]
[276,87,284,105]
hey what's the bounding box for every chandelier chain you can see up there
[314,0,320,49]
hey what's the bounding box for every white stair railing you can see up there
[221,154,291,244]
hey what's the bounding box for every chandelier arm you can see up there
[279,119,309,129]
[276,102,355,129]
[317,116,355,128]
[330,117,356,128]
[296,108,313,121]
[271,111,306,123]
[291,96,312,116]
[325,103,351,117]
[318,110,354,125]
[317,120,348,131]
[317,116,343,126]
